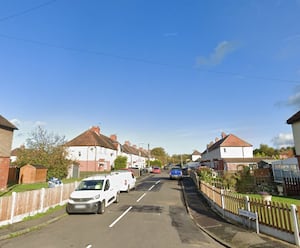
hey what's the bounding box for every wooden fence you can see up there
[200,180,296,233]
[189,172,300,245]
[0,182,77,226]
[284,177,300,196]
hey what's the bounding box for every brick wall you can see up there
[0,157,10,190]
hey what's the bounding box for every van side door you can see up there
[104,179,115,205]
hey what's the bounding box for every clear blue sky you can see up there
[1,0,300,155]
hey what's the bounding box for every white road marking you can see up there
[136,193,146,202]
[109,206,132,228]
[86,245,92,248]
[148,185,155,191]
[149,180,160,191]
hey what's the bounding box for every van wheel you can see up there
[115,192,120,203]
[97,200,105,214]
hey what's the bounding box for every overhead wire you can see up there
[0,1,299,84]
[0,32,299,84]
[0,0,57,23]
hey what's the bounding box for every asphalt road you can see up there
[0,172,225,248]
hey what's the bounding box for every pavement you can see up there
[0,175,297,247]
[181,177,297,248]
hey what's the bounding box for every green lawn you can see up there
[244,194,300,206]
[0,178,79,197]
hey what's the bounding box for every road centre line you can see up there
[109,179,160,228]
[136,193,146,202]
[148,180,160,191]
[148,185,155,191]
[109,206,132,228]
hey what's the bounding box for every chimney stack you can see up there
[110,134,117,141]
[91,126,100,135]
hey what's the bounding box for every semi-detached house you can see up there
[0,115,18,189]
[201,132,261,172]
[66,126,149,172]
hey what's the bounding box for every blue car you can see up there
[169,167,183,180]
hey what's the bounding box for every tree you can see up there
[14,126,71,179]
[151,147,168,165]
[114,156,127,170]
[169,154,191,165]
[253,144,279,158]
[150,159,162,167]
[253,144,295,158]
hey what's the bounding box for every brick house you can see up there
[66,126,149,173]
[66,126,120,172]
[0,115,18,189]
[201,132,258,172]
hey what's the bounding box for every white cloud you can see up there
[10,119,47,148]
[10,118,21,127]
[272,133,294,148]
[196,41,239,66]
[34,121,47,127]
[287,91,300,107]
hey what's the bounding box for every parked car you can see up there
[48,177,63,188]
[111,170,136,192]
[66,174,120,214]
[152,167,161,174]
[169,167,183,180]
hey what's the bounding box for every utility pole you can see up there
[180,154,183,168]
[148,143,150,167]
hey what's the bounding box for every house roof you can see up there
[192,150,201,155]
[65,127,118,150]
[203,133,252,153]
[121,143,148,157]
[0,115,18,130]
[287,111,300,124]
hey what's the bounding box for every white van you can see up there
[111,170,136,193]
[66,174,120,214]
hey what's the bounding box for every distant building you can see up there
[201,132,258,172]
[66,126,120,172]
[66,126,149,173]
[121,141,148,169]
[191,150,201,162]
[0,115,18,189]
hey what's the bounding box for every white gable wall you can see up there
[201,146,253,162]
[220,146,253,158]
[67,146,117,166]
[291,122,300,156]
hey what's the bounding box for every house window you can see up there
[224,148,226,153]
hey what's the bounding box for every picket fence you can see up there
[0,182,78,227]
[190,171,300,246]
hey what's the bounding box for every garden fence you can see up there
[0,182,77,226]
[190,171,300,246]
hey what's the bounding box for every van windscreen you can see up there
[76,180,104,190]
